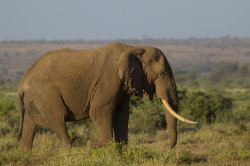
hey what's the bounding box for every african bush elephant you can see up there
[18,42,196,149]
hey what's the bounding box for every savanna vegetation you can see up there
[0,38,249,165]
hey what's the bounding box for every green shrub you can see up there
[129,91,233,133]
[129,90,234,134]
[232,105,250,123]
[179,91,233,124]
[0,98,16,116]
[129,95,165,134]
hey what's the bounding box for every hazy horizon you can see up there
[1,0,250,41]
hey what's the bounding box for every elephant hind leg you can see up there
[27,90,71,147]
[19,113,39,149]
[41,99,71,146]
[43,94,71,146]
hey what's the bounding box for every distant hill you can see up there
[1,37,250,84]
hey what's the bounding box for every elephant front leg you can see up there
[88,105,114,148]
[113,97,129,144]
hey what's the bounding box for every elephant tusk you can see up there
[161,99,198,124]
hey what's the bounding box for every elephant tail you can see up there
[17,91,25,142]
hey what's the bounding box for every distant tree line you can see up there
[175,62,250,90]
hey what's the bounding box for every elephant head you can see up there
[118,46,197,148]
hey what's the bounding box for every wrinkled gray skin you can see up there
[18,42,178,149]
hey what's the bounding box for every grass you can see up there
[0,113,249,165]
[0,88,249,165]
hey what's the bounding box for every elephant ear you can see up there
[117,48,145,97]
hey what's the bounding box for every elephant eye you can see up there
[159,71,166,77]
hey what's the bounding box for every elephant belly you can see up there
[64,104,90,121]
[65,112,90,121]
[62,95,91,121]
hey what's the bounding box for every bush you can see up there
[179,91,233,124]
[129,91,233,133]
[129,95,166,134]
[0,98,16,116]
[232,105,250,123]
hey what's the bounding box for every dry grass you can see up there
[0,86,250,165]
[0,112,249,166]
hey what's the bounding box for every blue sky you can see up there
[0,0,250,41]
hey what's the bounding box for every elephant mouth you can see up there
[161,99,197,124]
[142,84,155,100]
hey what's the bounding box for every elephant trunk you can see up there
[155,77,197,148]
[164,101,177,148]
[161,99,197,148]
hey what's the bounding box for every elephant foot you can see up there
[86,140,102,149]
[19,141,32,149]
